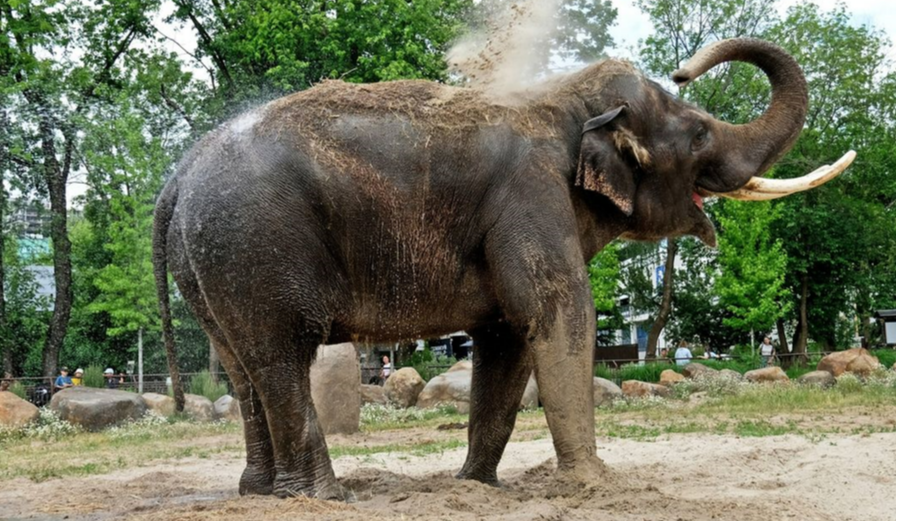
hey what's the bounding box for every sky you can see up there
[607,0,896,62]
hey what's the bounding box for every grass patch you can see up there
[360,403,468,432]
[0,415,241,482]
[331,438,467,459]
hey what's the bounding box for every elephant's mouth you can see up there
[691,191,704,211]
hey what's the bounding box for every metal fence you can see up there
[3,372,233,407]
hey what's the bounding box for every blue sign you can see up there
[655,265,665,287]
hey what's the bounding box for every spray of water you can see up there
[447,0,563,96]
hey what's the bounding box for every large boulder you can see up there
[817,348,880,377]
[744,366,789,383]
[184,394,215,421]
[310,343,361,434]
[621,380,671,398]
[49,387,146,431]
[142,392,175,417]
[0,391,40,429]
[416,361,471,413]
[213,395,242,422]
[659,369,685,386]
[683,363,717,379]
[593,377,622,406]
[384,367,426,408]
[360,384,388,406]
[796,370,836,388]
[719,369,744,381]
[520,374,539,410]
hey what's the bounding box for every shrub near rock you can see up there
[0,391,40,429]
[50,387,146,431]
[817,348,880,377]
[384,367,426,408]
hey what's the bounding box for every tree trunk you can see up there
[792,273,809,364]
[209,339,220,381]
[0,183,8,378]
[40,117,73,379]
[776,316,790,367]
[646,239,678,360]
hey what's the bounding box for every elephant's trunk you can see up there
[673,38,808,193]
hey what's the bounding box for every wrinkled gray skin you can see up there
[154,38,807,498]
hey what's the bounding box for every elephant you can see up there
[153,38,851,499]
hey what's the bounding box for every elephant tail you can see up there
[153,180,185,412]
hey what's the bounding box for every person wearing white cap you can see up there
[72,368,84,386]
[104,368,119,389]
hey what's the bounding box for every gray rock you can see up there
[213,394,242,421]
[416,362,471,413]
[310,343,361,434]
[683,363,717,379]
[184,394,215,422]
[520,374,539,410]
[0,391,39,429]
[621,380,671,398]
[719,369,744,381]
[360,384,388,406]
[744,366,789,383]
[593,377,623,406]
[796,370,835,388]
[50,387,146,431]
[142,392,175,417]
[384,367,426,408]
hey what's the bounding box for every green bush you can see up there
[189,370,229,402]
[871,349,895,369]
[81,365,106,388]
[9,382,27,399]
[405,348,457,382]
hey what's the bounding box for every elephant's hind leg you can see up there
[456,322,532,485]
[237,329,342,500]
[168,226,275,494]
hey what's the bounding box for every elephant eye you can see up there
[692,127,709,151]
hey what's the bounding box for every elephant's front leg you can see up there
[528,291,606,482]
[456,323,531,485]
[485,220,604,483]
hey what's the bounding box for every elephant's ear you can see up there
[576,106,636,216]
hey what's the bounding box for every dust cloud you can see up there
[447,0,562,96]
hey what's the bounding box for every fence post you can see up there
[138,326,144,394]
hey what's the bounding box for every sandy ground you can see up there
[1,427,894,521]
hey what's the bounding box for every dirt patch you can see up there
[1,428,893,521]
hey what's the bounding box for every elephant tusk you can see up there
[713,150,856,201]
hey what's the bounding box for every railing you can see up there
[3,372,233,407]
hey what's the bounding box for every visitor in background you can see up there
[72,368,84,386]
[674,341,693,366]
[379,355,392,385]
[759,337,775,367]
[54,367,73,391]
[104,368,119,389]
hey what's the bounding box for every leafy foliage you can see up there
[189,370,229,402]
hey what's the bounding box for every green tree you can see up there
[588,241,622,343]
[714,199,789,340]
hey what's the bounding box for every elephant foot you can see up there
[239,465,276,496]
[273,473,345,501]
[455,466,501,487]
